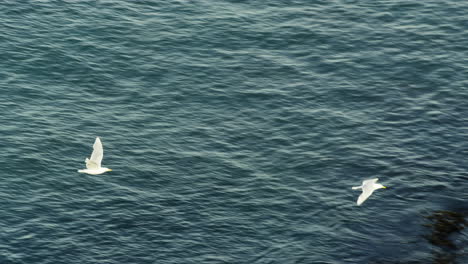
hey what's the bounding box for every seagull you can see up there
[78,137,112,175]
[352,178,386,206]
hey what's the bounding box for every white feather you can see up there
[87,137,103,169]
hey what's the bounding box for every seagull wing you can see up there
[362,178,379,185]
[357,185,376,206]
[86,137,103,169]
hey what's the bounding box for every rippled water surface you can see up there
[1,1,467,263]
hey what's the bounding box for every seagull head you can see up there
[376,183,387,189]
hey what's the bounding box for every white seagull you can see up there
[78,137,112,175]
[352,178,386,206]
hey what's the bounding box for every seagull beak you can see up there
[108,169,113,171]
[382,186,387,189]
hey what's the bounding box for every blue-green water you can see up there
[1,1,467,263]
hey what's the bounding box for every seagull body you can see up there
[78,137,112,175]
[352,178,386,206]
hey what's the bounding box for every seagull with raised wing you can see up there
[78,137,112,175]
[352,178,386,206]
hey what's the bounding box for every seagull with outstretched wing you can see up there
[78,137,112,175]
[352,178,386,205]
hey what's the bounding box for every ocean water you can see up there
[1,0,467,263]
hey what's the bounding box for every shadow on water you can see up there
[423,210,467,264]
[424,210,467,250]
[372,210,467,264]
